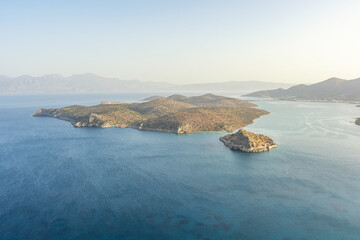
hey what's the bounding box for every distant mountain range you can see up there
[0,73,292,95]
[245,77,360,102]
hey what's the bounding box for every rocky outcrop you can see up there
[220,129,277,153]
[33,108,55,117]
[73,113,108,128]
[33,108,80,125]
[354,105,359,126]
[34,108,113,128]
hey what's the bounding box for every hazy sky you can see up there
[0,0,359,84]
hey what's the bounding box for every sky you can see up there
[0,0,359,84]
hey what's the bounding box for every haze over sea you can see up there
[1,93,360,240]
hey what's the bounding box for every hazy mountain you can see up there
[244,77,360,102]
[0,73,293,95]
[0,73,173,94]
[171,81,293,93]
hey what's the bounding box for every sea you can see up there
[0,93,360,240]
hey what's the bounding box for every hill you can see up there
[0,73,172,94]
[33,94,268,133]
[140,107,266,133]
[167,93,256,107]
[127,98,196,116]
[244,77,360,102]
[0,74,292,95]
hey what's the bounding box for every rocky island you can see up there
[220,129,277,153]
[33,94,269,134]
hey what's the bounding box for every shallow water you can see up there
[0,94,360,240]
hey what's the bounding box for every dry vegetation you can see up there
[220,129,277,152]
[33,94,268,133]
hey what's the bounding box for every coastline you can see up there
[241,97,360,105]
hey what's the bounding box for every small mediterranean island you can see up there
[33,93,277,152]
[220,129,277,153]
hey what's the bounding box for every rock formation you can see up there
[220,129,277,153]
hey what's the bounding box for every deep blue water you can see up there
[1,94,360,240]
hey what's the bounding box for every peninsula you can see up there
[220,129,277,152]
[33,94,268,134]
[245,77,360,103]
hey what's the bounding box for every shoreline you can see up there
[241,97,360,105]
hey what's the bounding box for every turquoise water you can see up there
[0,94,360,240]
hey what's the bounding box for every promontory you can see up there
[220,129,277,152]
[33,93,268,134]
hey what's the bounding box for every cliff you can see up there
[220,129,277,153]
